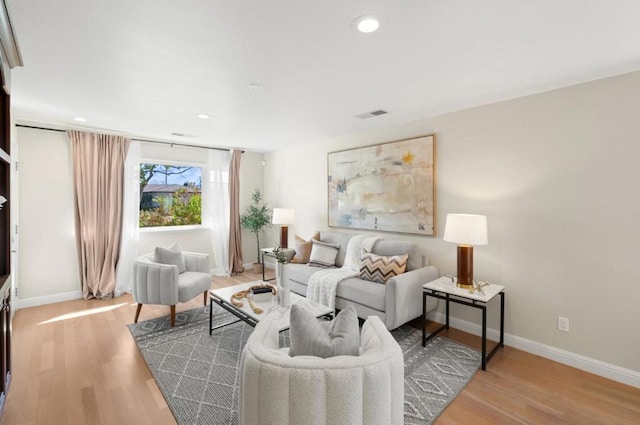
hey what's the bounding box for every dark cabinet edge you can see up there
[0,148,8,164]
[0,275,9,291]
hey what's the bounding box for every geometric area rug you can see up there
[128,305,481,425]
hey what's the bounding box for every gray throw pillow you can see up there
[289,304,360,358]
[154,246,186,273]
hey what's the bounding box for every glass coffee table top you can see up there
[209,281,334,333]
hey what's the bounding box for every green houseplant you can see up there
[240,189,272,272]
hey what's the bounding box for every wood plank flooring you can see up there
[2,270,639,424]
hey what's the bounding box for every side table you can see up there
[422,276,505,370]
[260,247,295,281]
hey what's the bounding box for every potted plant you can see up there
[240,189,272,273]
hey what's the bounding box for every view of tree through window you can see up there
[139,163,203,228]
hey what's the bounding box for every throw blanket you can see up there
[307,235,379,308]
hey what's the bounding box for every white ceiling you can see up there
[6,0,640,152]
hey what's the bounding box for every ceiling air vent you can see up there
[171,132,197,138]
[355,109,388,119]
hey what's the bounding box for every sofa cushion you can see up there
[290,231,320,263]
[371,239,424,271]
[177,271,211,302]
[308,240,340,268]
[154,246,186,274]
[289,304,360,358]
[284,263,324,287]
[336,277,386,312]
[358,251,408,283]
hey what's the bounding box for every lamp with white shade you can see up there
[272,208,295,248]
[443,213,488,289]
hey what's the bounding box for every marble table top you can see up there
[423,276,504,303]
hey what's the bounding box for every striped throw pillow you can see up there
[358,251,409,283]
[308,240,340,268]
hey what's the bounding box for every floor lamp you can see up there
[272,208,295,248]
[443,213,488,289]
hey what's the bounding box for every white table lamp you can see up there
[272,208,295,248]
[443,213,488,289]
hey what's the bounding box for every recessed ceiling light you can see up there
[73,116,87,122]
[196,113,210,119]
[247,82,264,91]
[352,15,380,33]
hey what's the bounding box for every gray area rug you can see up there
[128,306,480,425]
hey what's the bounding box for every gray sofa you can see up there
[281,231,438,330]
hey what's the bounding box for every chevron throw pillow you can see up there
[358,251,409,283]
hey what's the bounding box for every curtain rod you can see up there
[16,124,236,152]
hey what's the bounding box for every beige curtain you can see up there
[68,130,130,299]
[228,149,244,274]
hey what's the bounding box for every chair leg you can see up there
[203,290,208,305]
[134,303,142,323]
[170,305,176,327]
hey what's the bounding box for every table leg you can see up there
[445,294,450,329]
[422,291,426,346]
[261,251,266,281]
[500,292,505,347]
[209,296,213,335]
[481,305,487,371]
[422,291,448,346]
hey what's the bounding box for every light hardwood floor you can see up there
[2,270,639,424]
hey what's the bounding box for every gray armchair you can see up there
[133,250,212,326]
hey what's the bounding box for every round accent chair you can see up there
[239,312,405,425]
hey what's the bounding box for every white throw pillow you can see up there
[154,243,186,273]
[308,239,340,268]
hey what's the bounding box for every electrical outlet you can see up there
[558,316,570,332]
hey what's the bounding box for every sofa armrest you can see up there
[384,265,438,330]
[183,251,210,273]
[133,261,180,306]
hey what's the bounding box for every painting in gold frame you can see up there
[327,135,436,236]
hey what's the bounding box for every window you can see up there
[139,163,203,228]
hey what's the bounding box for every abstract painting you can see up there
[327,135,436,235]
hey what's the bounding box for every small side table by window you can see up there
[260,248,295,281]
[422,276,505,370]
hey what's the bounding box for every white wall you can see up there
[264,71,640,377]
[17,128,80,305]
[16,127,264,306]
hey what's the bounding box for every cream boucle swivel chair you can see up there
[239,313,405,425]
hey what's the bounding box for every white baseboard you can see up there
[428,311,640,389]
[15,290,83,309]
